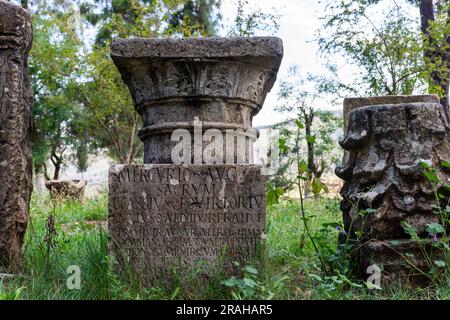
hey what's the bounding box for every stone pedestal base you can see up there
[45,180,87,202]
[108,164,266,285]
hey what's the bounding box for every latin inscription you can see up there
[109,165,266,283]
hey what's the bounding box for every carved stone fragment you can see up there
[45,180,87,202]
[341,95,441,164]
[0,1,33,272]
[111,37,283,164]
[336,100,450,286]
[342,95,440,133]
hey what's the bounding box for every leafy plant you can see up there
[273,65,342,198]
[221,264,287,300]
[385,161,450,284]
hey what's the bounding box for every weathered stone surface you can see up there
[111,37,283,164]
[109,164,266,285]
[341,95,441,167]
[0,1,33,272]
[110,37,282,286]
[45,180,87,202]
[336,102,450,285]
[343,95,440,133]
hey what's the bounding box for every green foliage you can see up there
[318,0,428,96]
[426,222,446,236]
[78,45,142,164]
[221,264,288,300]
[396,162,450,283]
[266,181,285,207]
[30,9,87,178]
[307,272,363,294]
[0,283,24,300]
[82,0,219,45]
[273,65,342,196]
[0,194,446,299]
[226,0,280,36]
[318,0,450,107]
[168,0,222,36]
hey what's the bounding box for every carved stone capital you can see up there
[111,37,283,163]
[336,99,450,286]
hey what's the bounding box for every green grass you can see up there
[0,194,448,300]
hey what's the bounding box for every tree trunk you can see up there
[443,5,450,116]
[419,0,450,120]
[125,112,138,164]
[0,1,33,272]
[304,114,315,198]
[35,162,51,181]
[42,163,50,181]
[53,162,61,181]
[50,152,63,181]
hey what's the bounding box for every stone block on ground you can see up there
[45,180,87,202]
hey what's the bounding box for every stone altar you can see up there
[109,37,283,284]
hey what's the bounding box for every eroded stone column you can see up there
[0,1,33,271]
[336,98,450,285]
[110,37,283,285]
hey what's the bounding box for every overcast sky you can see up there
[12,0,421,127]
[219,0,423,127]
[220,0,328,127]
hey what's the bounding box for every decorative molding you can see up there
[126,61,276,109]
